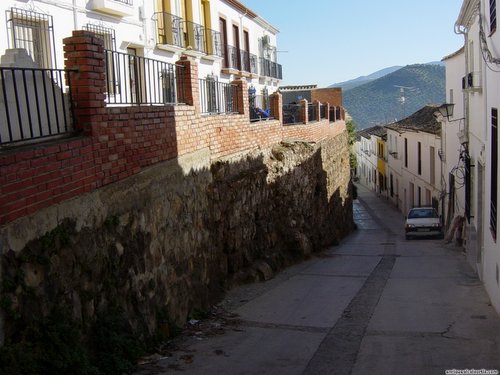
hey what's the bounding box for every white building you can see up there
[355,125,386,193]
[385,106,442,216]
[0,0,281,91]
[443,0,500,313]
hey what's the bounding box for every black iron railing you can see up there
[283,103,303,125]
[199,78,239,114]
[329,106,337,122]
[225,45,240,70]
[104,49,183,105]
[153,12,183,48]
[0,67,74,145]
[206,28,222,57]
[308,103,317,122]
[320,103,327,119]
[248,87,272,122]
[182,20,205,53]
[259,58,282,79]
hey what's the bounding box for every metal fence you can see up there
[248,87,272,122]
[308,103,317,122]
[282,103,303,125]
[104,49,183,105]
[0,67,74,145]
[329,106,337,122]
[320,103,327,119]
[199,78,239,114]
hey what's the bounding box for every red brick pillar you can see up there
[176,55,199,112]
[270,91,282,122]
[63,30,106,136]
[325,102,331,122]
[300,99,308,124]
[231,78,248,115]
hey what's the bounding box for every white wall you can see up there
[0,0,280,94]
[480,0,500,314]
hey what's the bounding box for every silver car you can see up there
[405,207,443,240]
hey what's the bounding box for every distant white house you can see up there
[385,106,442,216]
[355,125,386,193]
[354,107,443,216]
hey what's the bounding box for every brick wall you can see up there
[311,87,343,107]
[0,30,346,225]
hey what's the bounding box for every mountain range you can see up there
[333,63,445,129]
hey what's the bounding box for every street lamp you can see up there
[437,103,455,121]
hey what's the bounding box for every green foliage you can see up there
[89,306,145,375]
[40,225,70,253]
[344,64,445,129]
[104,215,120,228]
[0,304,145,375]
[0,305,98,375]
[345,119,358,170]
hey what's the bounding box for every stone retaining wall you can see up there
[0,130,353,345]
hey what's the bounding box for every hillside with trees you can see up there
[342,64,445,129]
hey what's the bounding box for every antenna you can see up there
[394,85,417,119]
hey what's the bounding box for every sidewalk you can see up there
[135,184,500,375]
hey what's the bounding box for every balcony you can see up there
[221,48,280,79]
[153,12,183,49]
[182,20,205,53]
[89,0,134,17]
[259,58,282,80]
[205,28,223,57]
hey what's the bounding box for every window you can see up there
[83,23,116,50]
[430,146,435,184]
[7,7,55,69]
[404,138,408,168]
[232,24,241,69]
[219,17,228,68]
[491,0,497,34]
[417,142,422,175]
[84,24,118,96]
[490,108,498,241]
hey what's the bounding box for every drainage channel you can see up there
[302,253,396,375]
[303,194,398,375]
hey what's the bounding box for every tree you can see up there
[346,118,357,170]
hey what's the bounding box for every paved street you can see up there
[135,184,500,375]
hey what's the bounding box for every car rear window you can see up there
[408,209,438,219]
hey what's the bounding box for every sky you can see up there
[241,0,465,87]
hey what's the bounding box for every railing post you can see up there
[63,30,106,136]
[176,55,200,112]
[301,99,308,124]
[231,78,248,115]
[270,91,282,123]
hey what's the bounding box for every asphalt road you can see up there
[135,184,500,375]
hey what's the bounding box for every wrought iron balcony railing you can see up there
[152,12,183,48]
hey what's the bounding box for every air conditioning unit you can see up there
[262,35,270,47]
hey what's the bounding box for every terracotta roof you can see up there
[385,105,441,135]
